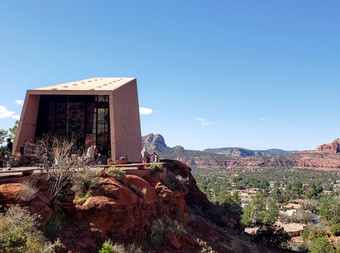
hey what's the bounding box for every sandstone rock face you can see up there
[162,159,213,211]
[0,160,284,253]
[142,133,169,152]
[28,198,53,225]
[316,138,340,154]
[0,183,26,203]
[0,182,53,226]
[60,161,194,252]
[125,174,158,203]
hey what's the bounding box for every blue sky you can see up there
[1,1,339,151]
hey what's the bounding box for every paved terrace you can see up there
[0,162,167,179]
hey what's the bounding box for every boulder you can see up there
[125,174,158,203]
[0,183,26,203]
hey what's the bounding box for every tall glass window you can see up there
[35,95,110,156]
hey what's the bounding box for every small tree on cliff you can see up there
[33,134,85,205]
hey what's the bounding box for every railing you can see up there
[93,162,167,170]
[0,167,46,175]
[0,162,167,176]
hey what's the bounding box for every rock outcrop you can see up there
[0,160,284,253]
[316,138,340,154]
[143,134,340,170]
[142,133,170,153]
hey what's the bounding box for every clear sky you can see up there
[1,1,339,151]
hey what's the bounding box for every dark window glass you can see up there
[35,95,110,155]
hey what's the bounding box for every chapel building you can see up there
[13,77,142,163]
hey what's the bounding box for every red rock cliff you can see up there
[0,160,285,253]
[316,138,340,154]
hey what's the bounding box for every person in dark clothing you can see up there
[6,138,13,152]
[5,138,12,170]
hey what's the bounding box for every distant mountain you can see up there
[142,133,340,171]
[142,133,228,169]
[142,133,295,158]
[203,147,296,157]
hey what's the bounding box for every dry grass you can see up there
[18,180,39,202]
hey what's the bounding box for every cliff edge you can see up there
[0,159,286,253]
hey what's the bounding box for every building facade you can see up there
[13,77,143,163]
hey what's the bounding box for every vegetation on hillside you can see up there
[194,167,340,251]
[0,205,62,253]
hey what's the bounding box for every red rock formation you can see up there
[0,183,26,203]
[316,138,340,154]
[0,182,52,226]
[0,160,286,253]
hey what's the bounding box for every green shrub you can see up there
[147,218,186,249]
[202,199,243,232]
[105,166,126,184]
[0,205,62,253]
[97,240,142,253]
[196,238,217,253]
[43,208,66,237]
[98,240,125,253]
[329,215,340,226]
[74,192,91,205]
[148,163,164,175]
[71,170,101,203]
[309,228,328,240]
[252,224,290,248]
[331,223,340,236]
[309,237,336,253]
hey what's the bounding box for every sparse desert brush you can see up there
[18,180,39,202]
[71,169,101,195]
[148,163,164,175]
[98,239,142,253]
[160,172,188,192]
[196,238,217,253]
[74,192,91,205]
[0,205,62,253]
[147,218,186,249]
[30,134,89,206]
[71,170,101,205]
[105,166,126,184]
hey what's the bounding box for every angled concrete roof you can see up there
[14,77,142,162]
[33,77,135,91]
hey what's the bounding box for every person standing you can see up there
[153,152,159,163]
[140,147,150,164]
[149,152,155,163]
[86,143,95,164]
[94,145,99,162]
[5,138,13,170]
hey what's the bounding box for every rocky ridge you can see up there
[143,134,340,170]
[316,138,340,154]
